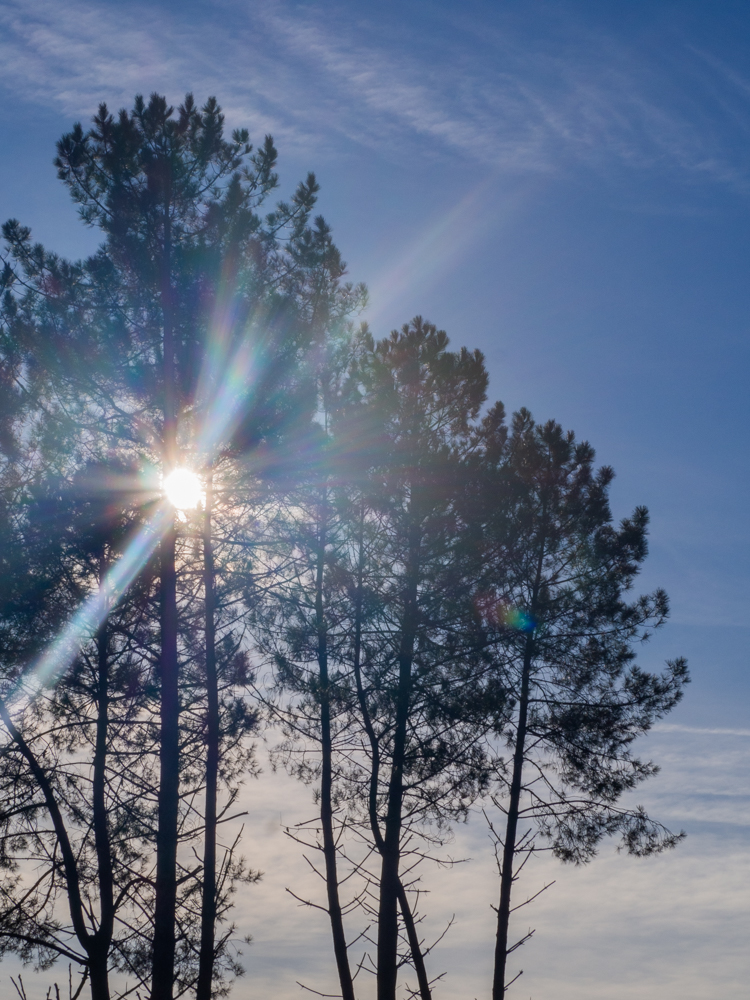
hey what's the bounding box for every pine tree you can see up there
[253,319,503,1000]
[349,319,498,1000]
[1,91,363,999]
[0,462,157,1000]
[479,409,688,998]
[241,322,365,1000]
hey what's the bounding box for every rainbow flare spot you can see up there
[502,607,537,633]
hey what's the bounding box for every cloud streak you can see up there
[2,0,750,187]
[182,720,750,1000]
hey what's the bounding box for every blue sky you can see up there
[1,1,749,997]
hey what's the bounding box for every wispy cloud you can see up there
[2,0,750,186]
[206,722,750,1000]
[655,722,750,738]
[0,0,310,149]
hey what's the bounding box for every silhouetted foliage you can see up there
[477,409,688,998]
[1,91,362,1000]
[0,92,686,1000]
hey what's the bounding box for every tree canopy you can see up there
[0,93,687,1000]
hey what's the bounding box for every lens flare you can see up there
[195,325,261,459]
[503,607,536,633]
[363,174,528,327]
[6,505,171,710]
[4,277,259,714]
[164,468,202,509]
[475,592,537,633]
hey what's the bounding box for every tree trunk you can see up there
[152,523,180,1000]
[396,883,431,1000]
[492,528,545,1000]
[352,506,430,1000]
[152,196,180,1000]
[88,948,110,1000]
[375,651,409,1000]
[0,559,117,1000]
[90,561,114,1000]
[376,519,420,1000]
[0,700,91,963]
[197,468,219,1000]
[491,631,533,1000]
[316,488,356,1000]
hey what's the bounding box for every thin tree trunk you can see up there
[0,701,93,973]
[396,884,431,1000]
[152,196,181,1000]
[1,555,119,1000]
[491,631,533,1000]
[351,503,430,1000]
[375,642,411,1000]
[197,468,219,1000]
[152,524,179,1000]
[316,487,356,1000]
[89,556,114,1000]
[492,528,545,1000]
[377,518,420,1000]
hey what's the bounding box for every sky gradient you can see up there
[0,1,748,997]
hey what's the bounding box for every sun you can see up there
[163,468,202,510]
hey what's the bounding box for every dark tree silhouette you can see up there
[478,409,688,998]
[1,91,363,999]
[0,465,156,1000]
[0,92,687,1000]
[252,320,505,1000]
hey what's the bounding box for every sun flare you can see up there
[163,468,202,510]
